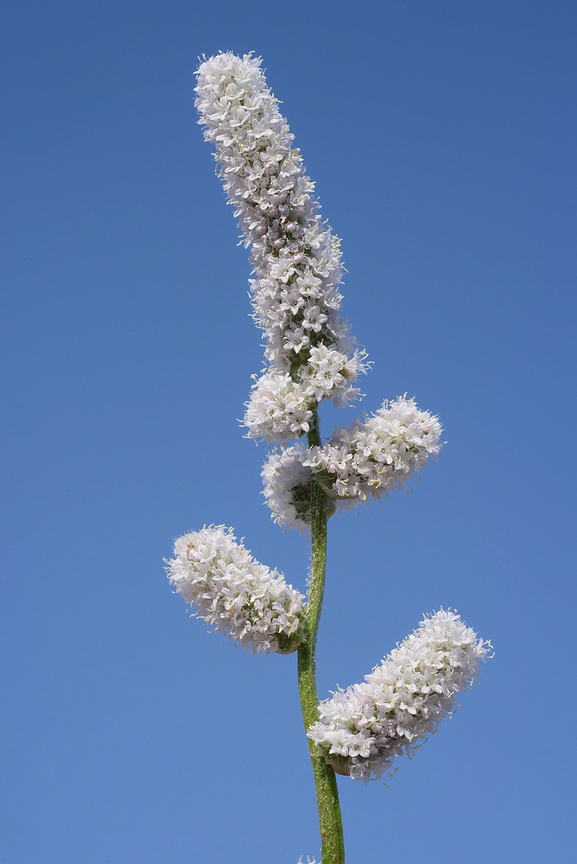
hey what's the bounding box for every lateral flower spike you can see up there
[305,395,444,507]
[166,526,305,654]
[308,609,492,782]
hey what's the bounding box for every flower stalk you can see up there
[297,408,345,864]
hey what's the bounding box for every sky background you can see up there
[2,1,576,862]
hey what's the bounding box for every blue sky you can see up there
[2,1,576,862]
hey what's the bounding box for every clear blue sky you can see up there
[2,1,576,862]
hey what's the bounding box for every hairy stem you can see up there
[297,409,345,864]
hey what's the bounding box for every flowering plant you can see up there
[166,52,491,864]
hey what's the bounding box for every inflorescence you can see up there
[166,53,490,803]
[195,51,368,444]
[166,526,305,654]
[308,610,491,781]
[262,396,443,531]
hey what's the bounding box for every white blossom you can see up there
[299,344,367,406]
[243,372,313,443]
[308,609,491,781]
[305,396,443,505]
[261,443,314,533]
[195,52,366,402]
[166,526,305,653]
[244,350,369,443]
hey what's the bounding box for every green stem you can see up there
[297,409,345,864]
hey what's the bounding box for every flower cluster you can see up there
[195,52,367,443]
[244,373,314,443]
[308,610,491,782]
[307,396,444,505]
[261,443,314,533]
[166,526,305,653]
[261,396,442,529]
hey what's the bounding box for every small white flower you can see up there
[308,610,491,781]
[299,344,368,406]
[305,396,443,505]
[166,526,305,653]
[243,372,314,443]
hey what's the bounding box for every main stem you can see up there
[297,409,345,864]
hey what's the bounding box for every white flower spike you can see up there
[305,396,443,506]
[308,609,491,782]
[167,526,305,654]
[195,52,367,427]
